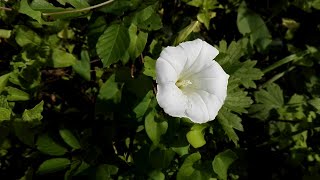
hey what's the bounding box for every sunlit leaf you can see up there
[212,149,238,180]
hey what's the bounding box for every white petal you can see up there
[180,39,219,78]
[185,92,210,123]
[156,46,187,84]
[156,83,189,118]
[188,61,229,102]
[156,58,179,84]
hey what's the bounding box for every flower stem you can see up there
[0,7,12,11]
[42,0,114,16]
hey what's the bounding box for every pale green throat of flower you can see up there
[176,79,192,89]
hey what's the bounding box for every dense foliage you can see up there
[0,0,320,179]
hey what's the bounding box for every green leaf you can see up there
[73,50,91,81]
[237,2,272,51]
[148,170,165,180]
[0,29,11,39]
[30,0,64,12]
[0,108,11,121]
[224,86,253,114]
[37,158,71,175]
[233,60,263,88]
[143,56,156,80]
[0,73,10,94]
[197,11,216,29]
[186,124,208,148]
[309,98,320,111]
[177,152,210,180]
[132,5,162,31]
[22,101,44,122]
[127,24,148,61]
[174,21,200,45]
[133,90,154,119]
[95,164,118,180]
[218,107,243,144]
[36,134,68,156]
[58,0,89,8]
[145,110,168,145]
[98,74,121,102]
[15,26,41,47]
[212,149,238,180]
[51,48,77,68]
[5,86,30,101]
[149,147,175,169]
[96,24,130,67]
[19,0,43,23]
[59,129,81,150]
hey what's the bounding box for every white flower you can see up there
[156,39,229,123]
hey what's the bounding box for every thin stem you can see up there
[42,0,114,16]
[261,66,296,88]
[262,50,309,74]
[0,6,12,11]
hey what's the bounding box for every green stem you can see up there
[42,0,114,16]
[0,7,12,11]
[262,50,309,74]
[261,66,296,88]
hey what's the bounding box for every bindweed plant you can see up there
[0,0,320,179]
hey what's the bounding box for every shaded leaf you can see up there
[143,56,156,80]
[5,86,30,101]
[59,129,81,150]
[145,110,168,145]
[73,50,91,81]
[37,158,71,175]
[36,134,68,156]
[177,152,210,180]
[22,101,44,122]
[212,149,238,180]
[51,48,77,68]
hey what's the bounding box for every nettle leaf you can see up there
[96,24,130,67]
[233,60,263,88]
[249,83,284,120]
[143,56,156,80]
[212,149,238,180]
[177,152,211,180]
[22,101,44,122]
[36,134,68,156]
[237,1,272,51]
[132,5,163,31]
[37,158,71,175]
[145,110,168,145]
[186,124,208,148]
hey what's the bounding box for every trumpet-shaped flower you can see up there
[156,39,229,123]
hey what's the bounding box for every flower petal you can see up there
[156,83,189,118]
[180,39,219,78]
[156,58,179,84]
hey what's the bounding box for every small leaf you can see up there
[0,73,10,94]
[149,147,175,169]
[127,24,148,61]
[59,129,81,150]
[19,0,43,23]
[37,158,71,175]
[98,74,121,101]
[15,26,41,47]
[0,29,11,39]
[212,149,238,180]
[132,5,162,31]
[5,86,30,101]
[36,134,68,156]
[96,24,130,67]
[148,170,165,180]
[186,124,208,148]
[145,110,168,145]
[177,152,210,180]
[133,90,154,119]
[52,48,77,68]
[218,107,243,144]
[0,108,11,121]
[143,56,156,80]
[174,21,200,45]
[95,164,118,180]
[22,101,44,122]
[73,50,91,81]
[197,11,216,30]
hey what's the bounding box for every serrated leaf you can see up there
[145,110,168,145]
[52,48,77,68]
[216,40,244,73]
[218,107,243,144]
[237,2,272,51]
[0,108,11,121]
[224,88,252,114]
[309,98,320,111]
[37,158,71,175]
[36,134,68,156]
[186,124,208,148]
[22,101,44,122]
[73,50,91,81]
[59,129,81,150]
[127,24,148,61]
[255,83,284,108]
[132,5,162,31]
[143,56,156,80]
[15,26,41,47]
[5,86,30,101]
[177,152,210,180]
[233,60,263,88]
[96,24,130,67]
[212,149,238,180]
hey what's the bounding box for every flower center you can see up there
[176,79,192,88]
